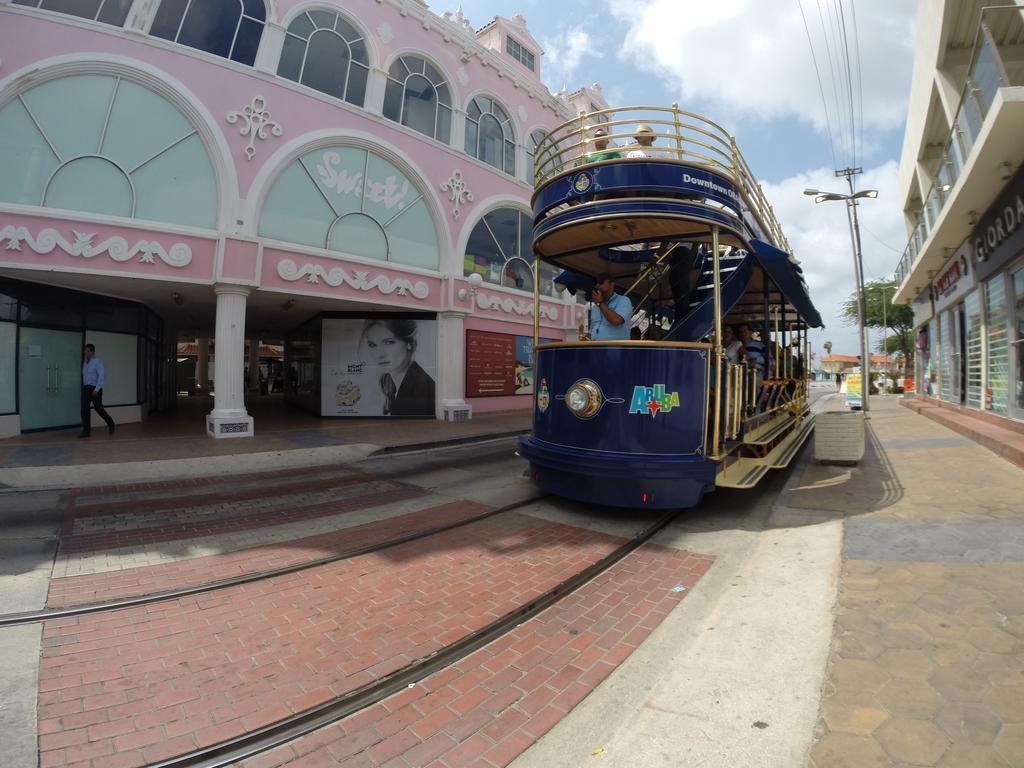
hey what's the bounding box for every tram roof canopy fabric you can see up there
[750,239,824,329]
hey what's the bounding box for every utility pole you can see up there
[837,166,872,413]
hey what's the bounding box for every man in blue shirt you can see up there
[589,273,633,340]
[79,343,115,438]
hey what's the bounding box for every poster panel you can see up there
[846,372,863,409]
[321,318,437,416]
[467,330,552,397]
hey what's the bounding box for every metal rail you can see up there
[0,492,548,628]
[533,104,790,251]
[149,507,681,768]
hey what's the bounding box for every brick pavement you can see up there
[233,543,714,768]
[47,497,493,608]
[36,513,666,768]
[795,397,1024,768]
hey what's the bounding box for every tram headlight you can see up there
[565,379,603,419]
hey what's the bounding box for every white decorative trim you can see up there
[440,170,474,220]
[476,292,559,321]
[277,258,430,299]
[377,22,394,43]
[0,225,193,267]
[226,95,283,161]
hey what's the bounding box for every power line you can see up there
[849,0,864,173]
[836,0,859,170]
[796,0,838,170]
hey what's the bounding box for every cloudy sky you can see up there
[428,0,918,359]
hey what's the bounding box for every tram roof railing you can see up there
[533,105,791,253]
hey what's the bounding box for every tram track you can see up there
[0,492,549,628]
[145,507,683,768]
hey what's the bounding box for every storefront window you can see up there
[939,310,955,402]
[278,10,368,106]
[986,274,1009,415]
[0,322,15,414]
[85,330,138,405]
[1014,267,1024,416]
[259,146,440,270]
[151,0,265,66]
[383,57,451,143]
[965,290,983,409]
[0,75,217,228]
[464,208,558,296]
[13,0,131,26]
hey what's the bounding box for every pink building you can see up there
[0,0,606,438]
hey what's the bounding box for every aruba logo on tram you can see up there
[628,384,680,417]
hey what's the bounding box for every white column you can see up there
[451,108,467,155]
[365,66,389,115]
[196,338,210,392]
[437,311,471,420]
[254,23,286,74]
[206,285,254,438]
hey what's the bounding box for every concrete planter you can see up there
[814,411,865,464]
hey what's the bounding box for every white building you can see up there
[894,1,1024,425]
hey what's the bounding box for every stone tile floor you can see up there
[799,397,1024,768]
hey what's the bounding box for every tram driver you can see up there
[588,272,633,341]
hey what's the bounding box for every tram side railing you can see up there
[534,105,790,252]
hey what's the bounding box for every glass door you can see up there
[18,327,82,430]
[1012,266,1024,420]
[965,291,983,409]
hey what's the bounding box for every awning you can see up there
[750,239,824,328]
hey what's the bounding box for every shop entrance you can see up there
[18,327,82,430]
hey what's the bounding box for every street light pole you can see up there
[804,185,878,413]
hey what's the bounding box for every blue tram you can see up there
[517,106,823,509]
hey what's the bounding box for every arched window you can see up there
[150,0,265,66]
[464,208,559,296]
[13,0,131,26]
[465,97,515,176]
[383,56,452,143]
[524,129,546,184]
[259,146,439,270]
[0,74,217,228]
[277,10,369,106]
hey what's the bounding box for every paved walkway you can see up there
[793,396,1024,767]
[0,396,530,488]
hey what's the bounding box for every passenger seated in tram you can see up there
[738,324,766,377]
[625,124,672,159]
[587,272,633,340]
[721,325,746,365]
[585,127,622,163]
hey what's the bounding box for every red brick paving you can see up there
[57,484,428,554]
[69,468,372,519]
[236,543,715,768]
[37,513,649,768]
[46,499,493,608]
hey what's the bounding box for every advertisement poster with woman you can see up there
[321,318,437,417]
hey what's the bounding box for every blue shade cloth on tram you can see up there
[750,239,825,329]
[553,270,592,296]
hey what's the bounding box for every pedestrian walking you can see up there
[79,343,115,438]
[835,371,842,392]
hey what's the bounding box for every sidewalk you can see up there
[0,397,530,489]
[789,396,1024,767]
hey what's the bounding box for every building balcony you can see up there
[893,6,1024,303]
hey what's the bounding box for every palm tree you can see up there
[824,340,832,355]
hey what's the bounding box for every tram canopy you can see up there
[750,239,824,329]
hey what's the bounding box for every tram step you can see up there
[769,414,815,468]
[743,412,796,446]
[715,458,770,489]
